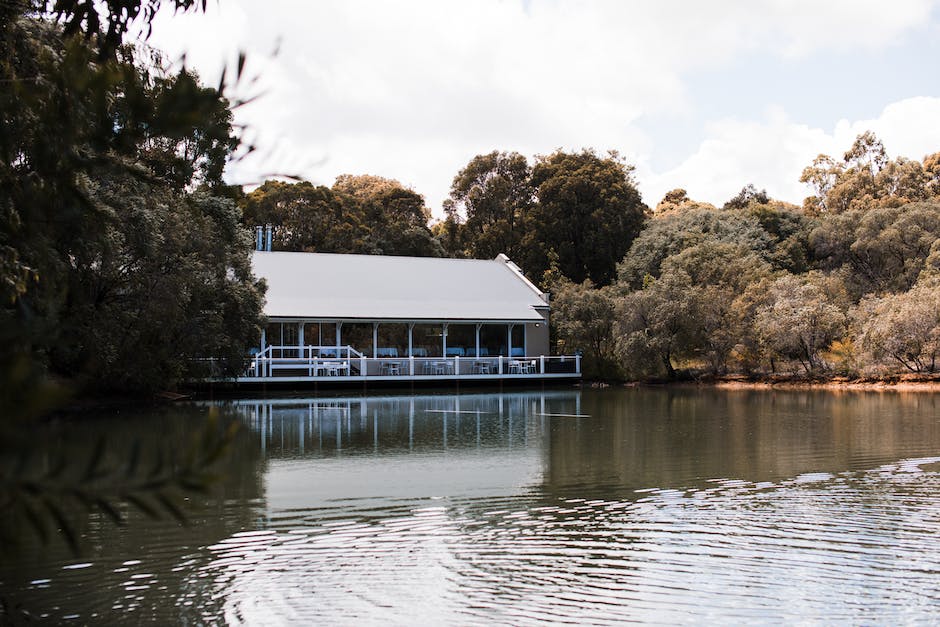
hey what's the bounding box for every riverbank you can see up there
[608,374,940,393]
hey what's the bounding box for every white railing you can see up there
[246,348,580,379]
[249,345,364,378]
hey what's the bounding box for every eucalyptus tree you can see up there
[617,206,771,289]
[0,0,264,558]
[240,181,370,253]
[801,132,933,214]
[811,202,940,296]
[753,274,846,373]
[615,270,703,379]
[852,281,940,373]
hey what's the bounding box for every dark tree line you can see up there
[1,2,265,405]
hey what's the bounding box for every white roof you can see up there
[252,251,548,322]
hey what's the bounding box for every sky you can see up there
[148,0,940,217]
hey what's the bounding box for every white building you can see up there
[242,251,580,382]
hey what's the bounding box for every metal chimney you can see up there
[264,224,273,252]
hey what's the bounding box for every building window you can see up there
[342,323,373,357]
[376,323,408,358]
[479,324,507,357]
[412,323,443,357]
[446,324,476,357]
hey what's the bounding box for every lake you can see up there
[2,386,940,624]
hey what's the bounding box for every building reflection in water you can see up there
[225,389,582,458]
[216,389,583,515]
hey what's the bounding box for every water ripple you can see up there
[162,457,940,625]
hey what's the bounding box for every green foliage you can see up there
[852,281,940,373]
[722,184,770,211]
[739,200,816,273]
[431,203,467,258]
[333,174,444,257]
[0,409,239,556]
[525,149,648,287]
[550,279,620,379]
[1,10,265,397]
[448,150,533,259]
[801,132,935,214]
[44,0,203,59]
[618,206,771,289]
[660,241,772,293]
[811,202,940,295]
[243,176,444,257]
[753,274,846,373]
[241,180,364,252]
[615,270,702,379]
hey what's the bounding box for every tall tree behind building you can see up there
[525,149,648,287]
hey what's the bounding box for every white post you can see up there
[408,323,414,357]
[576,353,581,374]
[336,322,342,349]
[475,324,481,358]
[442,323,448,358]
[409,355,415,376]
[372,323,379,358]
[455,355,459,376]
[258,328,266,378]
[507,324,514,358]
[540,355,545,374]
[361,355,366,378]
[498,356,503,375]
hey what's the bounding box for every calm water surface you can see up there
[3,387,940,624]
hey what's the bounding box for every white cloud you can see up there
[639,97,940,207]
[144,0,940,214]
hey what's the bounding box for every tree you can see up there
[853,281,940,373]
[240,180,369,253]
[925,152,940,197]
[448,151,533,259]
[617,206,771,289]
[332,174,444,257]
[754,274,846,373]
[722,186,816,273]
[43,0,203,58]
[659,241,772,292]
[525,149,648,287]
[723,184,770,211]
[800,132,931,214]
[550,279,620,379]
[0,0,261,561]
[1,10,265,395]
[811,202,940,295]
[615,270,702,379]
[431,199,467,258]
[741,200,815,274]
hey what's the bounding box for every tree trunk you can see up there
[662,351,676,379]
